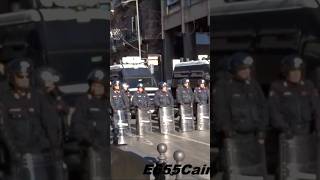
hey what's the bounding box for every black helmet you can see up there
[281,55,304,73]
[122,82,129,90]
[87,69,106,84]
[137,83,144,88]
[229,52,254,73]
[7,58,32,76]
[198,79,206,85]
[158,81,168,89]
[112,80,121,87]
[181,78,190,84]
[36,67,61,88]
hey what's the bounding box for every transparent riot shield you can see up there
[196,104,210,131]
[11,153,50,180]
[279,134,317,180]
[86,148,108,180]
[136,109,152,136]
[158,107,175,134]
[113,110,129,145]
[179,104,194,132]
[223,134,267,180]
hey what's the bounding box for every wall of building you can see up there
[161,0,209,81]
[111,0,162,63]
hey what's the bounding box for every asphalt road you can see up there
[116,118,211,180]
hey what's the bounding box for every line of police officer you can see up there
[0,57,111,180]
[213,52,320,179]
[110,74,210,141]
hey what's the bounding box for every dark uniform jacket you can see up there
[214,79,268,134]
[1,90,58,155]
[132,91,150,110]
[71,94,109,149]
[269,80,319,134]
[42,89,69,150]
[110,90,129,111]
[154,90,174,108]
[176,86,194,105]
[194,87,209,105]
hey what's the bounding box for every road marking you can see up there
[165,133,210,146]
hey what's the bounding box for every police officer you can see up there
[70,69,109,180]
[214,52,268,137]
[110,80,129,144]
[176,78,194,105]
[110,80,129,112]
[154,82,175,134]
[122,82,131,132]
[122,82,131,104]
[36,67,69,145]
[194,79,209,105]
[1,58,59,180]
[132,83,151,135]
[132,83,150,110]
[36,67,69,180]
[213,52,268,178]
[269,55,319,137]
[154,82,174,108]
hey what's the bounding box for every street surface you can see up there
[117,117,211,180]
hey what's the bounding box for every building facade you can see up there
[111,0,162,64]
[161,0,209,80]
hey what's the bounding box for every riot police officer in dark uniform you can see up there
[36,67,69,180]
[132,83,151,136]
[269,55,319,179]
[70,69,109,180]
[154,82,175,134]
[213,52,268,179]
[110,80,129,145]
[1,58,59,180]
[154,82,174,108]
[122,82,131,104]
[176,78,194,105]
[110,80,129,112]
[132,83,151,110]
[269,55,318,137]
[194,79,209,105]
[176,78,194,131]
[194,79,210,131]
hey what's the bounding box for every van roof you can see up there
[174,60,210,67]
[110,63,147,70]
[213,0,318,16]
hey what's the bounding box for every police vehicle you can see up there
[0,0,108,105]
[171,60,210,99]
[110,57,158,111]
[212,0,320,179]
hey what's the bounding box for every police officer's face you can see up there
[161,86,167,92]
[91,82,105,96]
[287,69,302,83]
[14,73,30,90]
[236,67,251,80]
[138,87,144,93]
[114,85,120,90]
